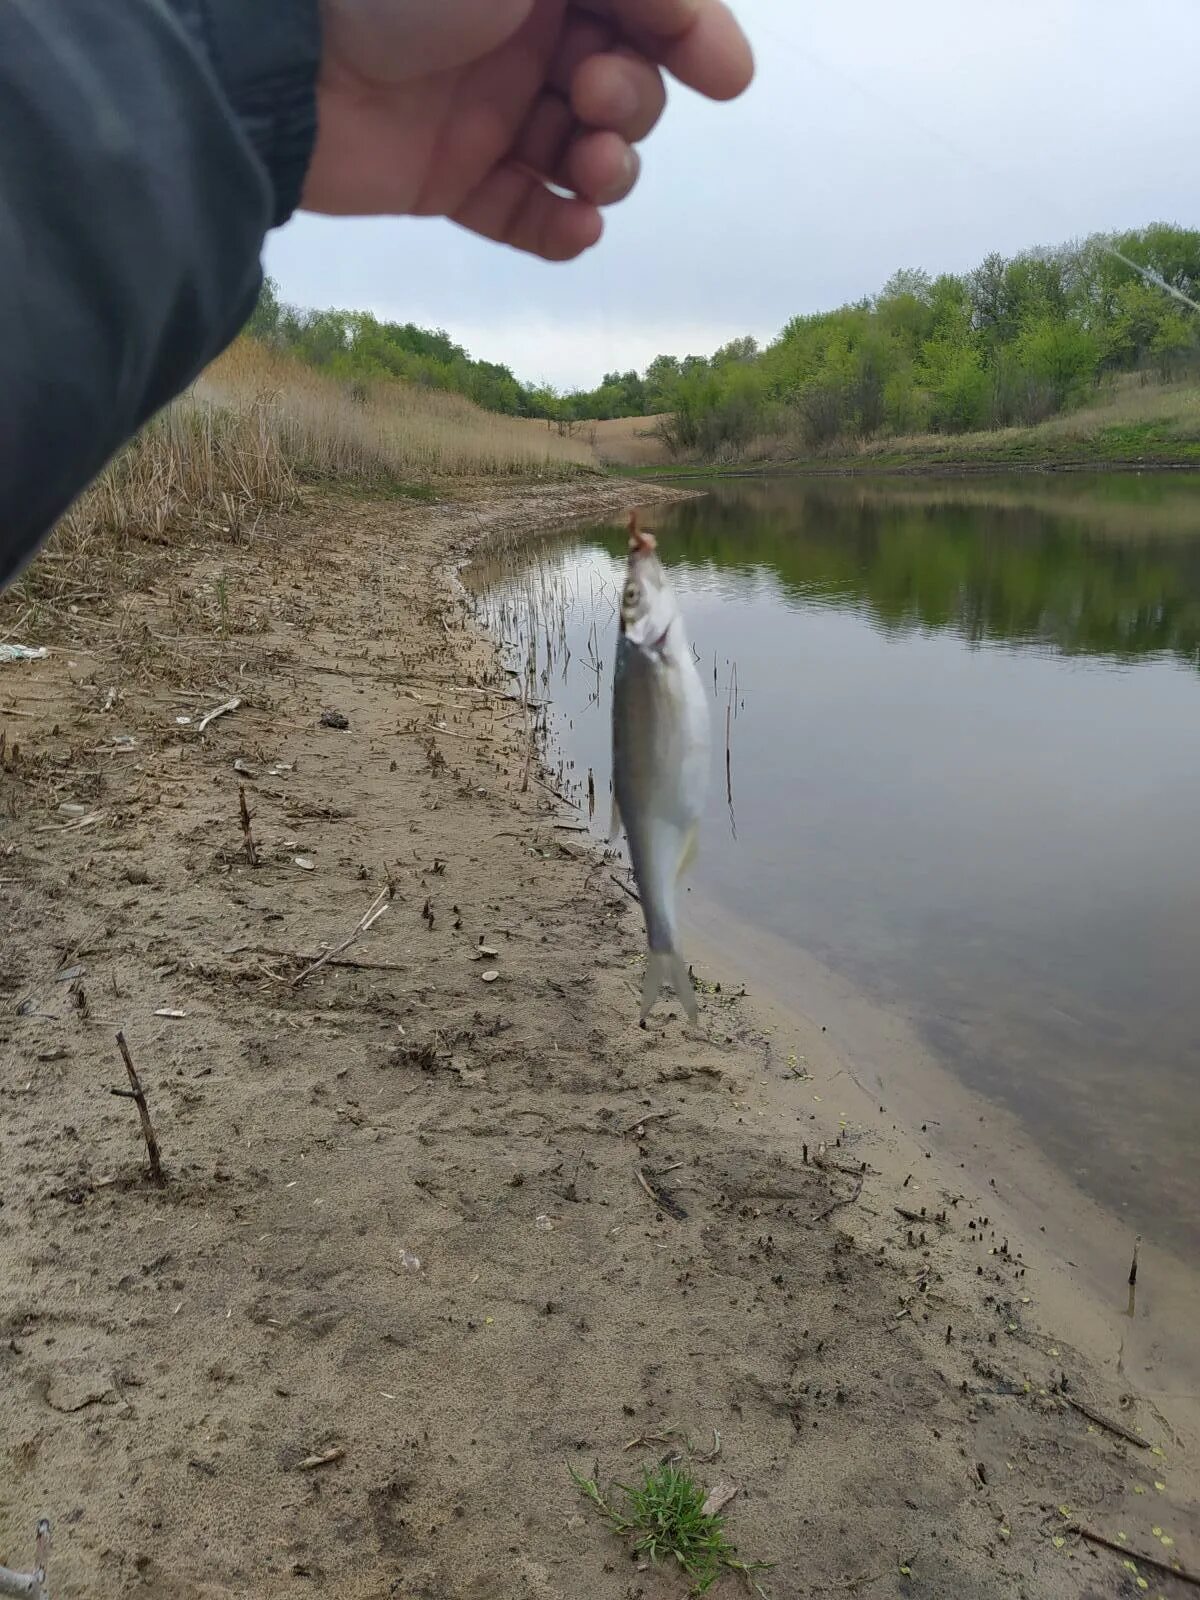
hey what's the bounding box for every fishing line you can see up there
[705,12,1200,323]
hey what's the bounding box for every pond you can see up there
[469,472,1200,1259]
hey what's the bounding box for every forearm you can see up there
[0,0,319,588]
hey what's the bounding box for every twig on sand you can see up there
[196,696,240,734]
[610,872,640,903]
[812,1170,865,1224]
[291,886,392,989]
[0,1518,50,1599]
[229,944,406,976]
[113,1032,166,1187]
[635,1165,688,1222]
[238,785,258,868]
[532,775,579,808]
[1067,1523,1198,1586]
[622,1109,677,1136]
[1064,1395,1150,1448]
[814,1155,870,1179]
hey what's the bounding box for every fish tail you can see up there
[640,949,699,1026]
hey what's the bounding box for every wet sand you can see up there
[684,895,1200,1456]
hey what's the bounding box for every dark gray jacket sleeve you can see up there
[0,0,320,588]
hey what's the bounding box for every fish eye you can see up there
[623,583,638,607]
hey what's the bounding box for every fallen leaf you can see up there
[298,1448,344,1471]
[701,1481,738,1518]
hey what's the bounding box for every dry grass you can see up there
[19,339,593,567]
[0,339,600,631]
[200,340,596,482]
[586,414,673,467]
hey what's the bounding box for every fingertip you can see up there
[564,130,640,207]
[555,201,605,260]
[663,1,755,101]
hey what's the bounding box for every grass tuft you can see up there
[570,1460,772,1595]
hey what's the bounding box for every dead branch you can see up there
[238,785,258,868]
[113,1032,166,1186]
[291,886,391,989]
[1064,1395,1150,1448]
[532,775,579,808]
[635,1164,687,1222]
[0,1518,50,1599]
[196,696,240,734]
[812,1170,865,1224]
[1067,1523,1198,1586]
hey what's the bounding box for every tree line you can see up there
[246,223,1198,450]
[652,224,1200,456]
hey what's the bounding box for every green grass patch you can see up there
[570,1460,772,1595]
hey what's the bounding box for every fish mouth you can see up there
[627,511,657,556]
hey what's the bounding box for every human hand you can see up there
[302,0,753,260]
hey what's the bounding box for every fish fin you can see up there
[608,795,622,844]
[640,950,700,1026]
[676,822,699,881]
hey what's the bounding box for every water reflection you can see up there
[586,475,1200,667]
[470,473,1200,1254]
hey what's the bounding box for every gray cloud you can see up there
[265,0,1200,389]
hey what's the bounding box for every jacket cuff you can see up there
[194,0,321,227]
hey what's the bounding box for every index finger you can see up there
[576,0,754,101]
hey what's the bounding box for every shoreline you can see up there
[1,474,1195,1597]
[681,895,1200,1451]
[618,456,1200,482]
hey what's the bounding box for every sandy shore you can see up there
[1,476,1195,1598]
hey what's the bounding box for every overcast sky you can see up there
[264,0,1200,391]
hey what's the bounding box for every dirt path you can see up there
[1,479,1194,1599]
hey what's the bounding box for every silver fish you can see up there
[611,515,710,1023]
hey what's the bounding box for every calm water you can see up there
[470,474,1200,1255]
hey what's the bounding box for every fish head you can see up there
[620,518,677,652]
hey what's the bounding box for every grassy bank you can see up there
[607,378,1200,476]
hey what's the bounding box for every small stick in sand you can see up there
[811,1169,865,1224]
[622,1109,677,1136]
[1063,1394,1150,1449]
[0,1519,50,1600]
[113,1032,166,1187]
[532,774,579,808]
[291,886,391,989]
[196,696,240,734]
[1127,1233,1141,1317]
[238,785,258,868]
[1067,1523,1198,1587]
[635,1165,687,1222]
